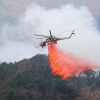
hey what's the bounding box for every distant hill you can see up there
[0,54,100,100]
[0,0,100,25]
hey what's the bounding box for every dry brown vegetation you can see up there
[0,54,100,100]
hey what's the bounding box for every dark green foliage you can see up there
[0,54,100,100]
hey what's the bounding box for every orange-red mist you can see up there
[48,44,98,80]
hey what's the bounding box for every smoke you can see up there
[48,44,98,79]
[0,3,100,64]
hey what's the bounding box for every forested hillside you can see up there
[0,54,100,100]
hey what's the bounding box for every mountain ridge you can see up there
[0,54,100,100]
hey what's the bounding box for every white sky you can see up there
[0,3,100,65]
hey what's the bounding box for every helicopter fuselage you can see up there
[40,38,57,47]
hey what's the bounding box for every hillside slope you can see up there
[0,54,100,100]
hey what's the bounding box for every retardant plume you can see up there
[48,44,98,79]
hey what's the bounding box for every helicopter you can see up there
[34,30,75,48]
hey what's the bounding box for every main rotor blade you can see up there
[49,30,52,37]
[54,30,68,36]
[72,29,75,33]
[55,34,69,37]
[34,34,49,37]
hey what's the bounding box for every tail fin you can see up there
[72,29,75,35]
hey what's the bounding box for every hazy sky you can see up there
[0,3,100,64]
